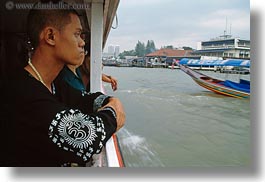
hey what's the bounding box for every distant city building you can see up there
[193,35,250,59]
[107,45,120,58]
[108,45,115,54]
[114,45,120,57]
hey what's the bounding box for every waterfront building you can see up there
[193,35,250,59]
[145,48,198,67]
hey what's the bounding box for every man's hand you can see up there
[110,76,118,91]
[99,97,125,131]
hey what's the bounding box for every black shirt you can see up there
[0,68,117,166]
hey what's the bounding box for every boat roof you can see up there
[179,58,250,67]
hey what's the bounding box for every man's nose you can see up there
[79,38,85,47]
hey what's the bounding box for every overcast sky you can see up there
[104,0,250,52]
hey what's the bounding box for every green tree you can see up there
[146,40,156,54]
[161,45,174,49]
[182,46,193,50]
[119,50,136,59]
[119,40,157,58]
[135,41,145,57]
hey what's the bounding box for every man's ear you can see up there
[41,27,57,46]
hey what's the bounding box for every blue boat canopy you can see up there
[179,58,250,67]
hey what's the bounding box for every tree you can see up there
[119,40,157,58]
[119,50,136,59]
[182,46,193,50]
[135,41,145,57]
[162,45,174,49]
[145,40,156,54]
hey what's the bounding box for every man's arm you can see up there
[47,105,118,162]
[102,74,118,91]
[98,97,125,132]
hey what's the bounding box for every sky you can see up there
[104,0,250,52]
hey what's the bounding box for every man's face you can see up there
[55,13,85,66]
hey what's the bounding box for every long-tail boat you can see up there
[179,64,250,99]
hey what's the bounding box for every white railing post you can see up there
[90,1,103,92]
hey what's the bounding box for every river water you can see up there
[103,66,250,167]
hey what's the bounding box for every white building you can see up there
[194,35,250,59]
[107,45,120,58]
[108,45,115,55]
[114,45,120,57]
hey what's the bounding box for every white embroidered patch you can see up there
[48,109,107,161]
[57,112,97,149]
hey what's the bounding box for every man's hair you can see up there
[27,1,79,49]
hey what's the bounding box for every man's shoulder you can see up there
[3,69,30,88]
[2,69,49,99]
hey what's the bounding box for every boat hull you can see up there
[192,77,249,98]
[179,64,250,99]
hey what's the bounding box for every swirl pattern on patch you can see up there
[57,110,97,149]
[48,109,107,161]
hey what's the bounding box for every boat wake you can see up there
[117,128,164,167]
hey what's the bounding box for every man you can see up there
[0,2,125,166]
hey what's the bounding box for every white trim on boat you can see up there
[89,0,124,167]
[106,135,124,167]
[90,1,103,93]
